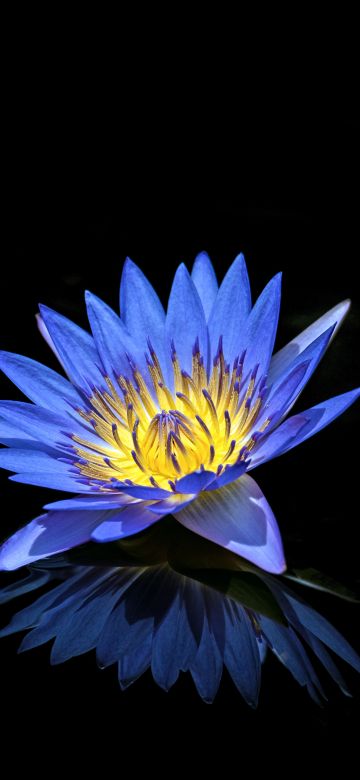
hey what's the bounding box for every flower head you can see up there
[0,252,358,573]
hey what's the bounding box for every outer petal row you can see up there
[0,504,160,570]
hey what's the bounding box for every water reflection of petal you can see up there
[1,550,359,704]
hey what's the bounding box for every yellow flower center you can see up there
[71,341,270,490]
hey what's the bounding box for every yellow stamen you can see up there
[72,343,267,489]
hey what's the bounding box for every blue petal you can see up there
[0,352,82,412]
[241,273,282,380]
[256,360,311,428]
[284,594,360,673]
[151,579,200,680]
[280,580,353,696]
[203,588,226,655]
[0,400,101,448]
[90,503,160,542]
[208,253,251,364]
[205,461,248,490]
[118,635,152,689]
[224,602,261,707]
[120,258,169,380]
[166,264,209,377]
[36,313,65,368]
[102,567,178,669]
[248,414,309,468]
[147,494,196,515]
[50,571,132,664]
[43,494,135,510]
[0,569,100,635]
[0,417,33,442]
[288,630,326,701]
[176,474,286,574]
[151,587,184,690]
[0,510,107,570]
[191,252,218,321]
[85,291,145,381]
[0,438,51,451]
[260,618,317,690]
[96,571,157,666]
[303,633,352,696]
[190,608,223,703]
[175,470,216,494]
[257,638,268,664]
[9,471,92,492]
[38,305,104,390]
[152,575,204,690]
[0,401,66,442]
[0,569,53,605]
[274,388,360,456]
[112,484,171,500]
[179,579,204,669]
[265,327,335,418]
[0,588,62,637]
[19,600,86,652]
[265,577,360,680]
[0,428,60,455]
[0,449,73,474]
[269,299,351,385]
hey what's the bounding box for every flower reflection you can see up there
[1,521,359,704]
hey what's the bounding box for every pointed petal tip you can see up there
[194,250,211,263]
[261,270,282,291]
[191,251,214,281]
[191,252,219,320]
[38,303,52,316]
[0,558,18,572]
[220,252,247,279]
[332,297,351,316]
[340,297,351,310]
[340,386,360,405]
[84,290,109,319]
[38,303,63,322]
[175,261,190,277]
[122,256,143,279]
[0,535,30,571]
[84,289,105,307]
[273,558,287,575]
[331,299,351,332]
[235,549,287,575]
[233,251,245,264]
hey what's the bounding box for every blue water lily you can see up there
[0,252,358,572]
[1,558,359,704]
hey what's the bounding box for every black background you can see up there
[1,120,359,758]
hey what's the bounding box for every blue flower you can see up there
[1,556,359,704]
[0,252,358,572]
